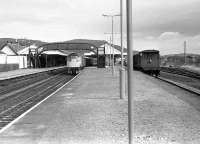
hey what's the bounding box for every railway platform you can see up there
[1,67,200,143]
[0,66,67,81]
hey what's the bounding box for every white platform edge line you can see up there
[0,72,81,134]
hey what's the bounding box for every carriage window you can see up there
[146,54,153,64]
[148,58,152,63]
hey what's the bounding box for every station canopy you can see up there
[42,50,75,56]
[37,39,107,55]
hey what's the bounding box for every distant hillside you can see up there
[161,53,200,67]
[162,53,200,57]
[50,39,134,54]
[0,38,135,55]
[0,38,47,48]
[65,39,107,48]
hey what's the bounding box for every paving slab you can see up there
[0,67,128,144]
[133,72,200,144]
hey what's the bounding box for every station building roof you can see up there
[0,51,6,55]
[18,44,38,55]
[0,43,25,55]
[104,43,127,55]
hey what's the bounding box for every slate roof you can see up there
[0,43,26,55]
[0,51,6,54]
[108,44,127,53]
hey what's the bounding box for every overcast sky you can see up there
[1,0,200,55]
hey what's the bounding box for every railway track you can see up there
[161,67,200,79]
[0,68,75,129]
[159,67,200,95]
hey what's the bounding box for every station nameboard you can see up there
[98,47,105,55]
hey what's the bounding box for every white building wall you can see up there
[19,56,28,68]
[7,56,19,64]
[0,54,7,64]
[104,44,121,55]
[2,56,27,68]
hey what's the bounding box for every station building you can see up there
[0,39,127,72]
[0,43,27,72]
[104,43,127,66]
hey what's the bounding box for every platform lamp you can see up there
[126,0,133,143]
[120,0,126,100]
[102,14,120,76]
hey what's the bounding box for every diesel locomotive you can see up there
[66,53,85,75]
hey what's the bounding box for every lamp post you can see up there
[126,0,133,143]
[102,14,120,75]
[120,0,125,99]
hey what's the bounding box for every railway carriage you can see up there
[66,53,85,74]
[133,50,160,76]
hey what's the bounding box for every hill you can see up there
[65,39,107,48]
[0,38,135,54]
[0,38,47,48]
[161,53,200,67]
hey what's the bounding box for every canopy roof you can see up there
[37,39,107,54]
[42,50,75,56]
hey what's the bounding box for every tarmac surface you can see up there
[1,67,200,143]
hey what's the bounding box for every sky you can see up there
[0,0,200,55]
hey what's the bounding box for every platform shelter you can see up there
[35,39,107,68]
